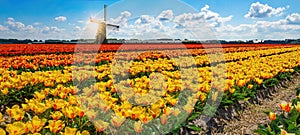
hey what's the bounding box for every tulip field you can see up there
[0,43,300,134]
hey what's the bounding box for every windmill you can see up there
[90,5,119,44]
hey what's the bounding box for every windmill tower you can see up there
[90,5,119,44]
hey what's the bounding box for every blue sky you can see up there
[0,0,300,40]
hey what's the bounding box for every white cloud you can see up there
[7,17,14,22]
[0,25,8,31]
[157,10,173,21]
[135,15,157,24]
[74,26,81,31]
[109,11,131,26]
[0,17,71,40]
[33,22,41,26]
[215,12,300,40]
[286,13,300,25]
[54,16,67,22]
[105,8,221,40]
[41,26,64,34]
[174,5,232,28]
[5,17,26,31]
[245,2,288,18]
[25,25,35,32]
[77,20,85,24]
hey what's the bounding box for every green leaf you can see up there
[288,109,299,122]
[287,123,297,132]
[188,112,200,121]
[271,122,280,134]
[185,124,202,131]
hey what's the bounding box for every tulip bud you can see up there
[295,102,300,113]
[269,112,276,121]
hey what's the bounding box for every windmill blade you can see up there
[107,24,119,28]
[107,24,119,31]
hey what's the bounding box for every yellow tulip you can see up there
[163,107,172,115]
[7,105,25,121]
[172,108,181,116]
[26,116,47,133]
[45,99,53,109]
[53,99,67,110]
[247,84,253,89]
[111,115,125,128]
[148,105,161,118]
[212,91,219,102]
[254,78,263,85]
[128,106,146,120]
[269,112,276,121]
[0,128,6,135]
[94,119,109,132]
[237,79,246,87]
[85,110,97,120]
[33,103,48,115]
[137,113,152,124]
[183,104,194,114]
[280,129,295,135]
[6,121,26,135]
[21,104,30,112]
[76,130,90,135]
[134,121,143,133]
[51,88,60,97]
[75,106,85,118]
[0,112,2,122]
[27,133,42,135]
[229,88,235,94]
[34,91,46,101]
[295,102,300,112]
[61,127,77,135]
[62,106,77,119]
[46,120,65,133]
[68,95,78,105]
[51,111,63,120]
[1,88,8,95]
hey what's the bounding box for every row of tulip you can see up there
[1,46,297,72]
[0,44,294,56]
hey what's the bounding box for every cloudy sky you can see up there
[0,0,300,40]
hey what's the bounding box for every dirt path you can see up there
[208,75,300,135]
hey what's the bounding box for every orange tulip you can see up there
[279,101,291,112]
[247,84,253,89]
[160,114,169,125]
